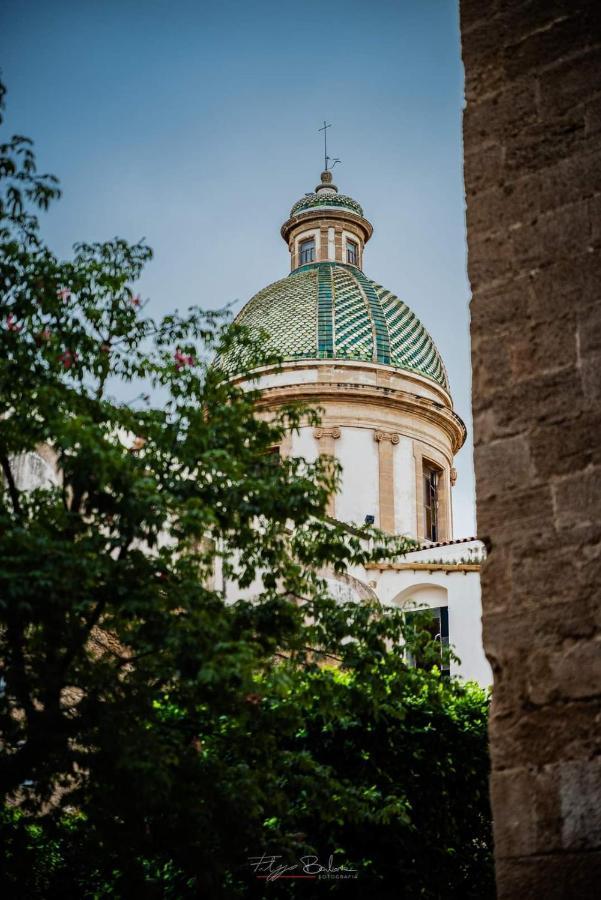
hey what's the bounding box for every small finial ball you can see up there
[320,170,333,184]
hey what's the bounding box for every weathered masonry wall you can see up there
[460,1,601,897]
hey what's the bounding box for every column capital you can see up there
[374,430,400,445]
[314,426,341,440]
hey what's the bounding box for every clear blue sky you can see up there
[2,0,477,536]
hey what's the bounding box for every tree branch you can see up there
[0,453,22,517]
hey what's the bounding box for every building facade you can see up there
[226,170,491,685]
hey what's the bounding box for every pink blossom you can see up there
[130,293,142,308]
[57,288,71,301]
[59,349,78,369]
[6,314,22,332]
[174,349,195,370]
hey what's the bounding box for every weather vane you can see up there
[318,120,341,172]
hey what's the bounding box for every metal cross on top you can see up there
[318,120,331,170]
[318,121,340,172]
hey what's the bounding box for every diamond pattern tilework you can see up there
[332,267,374,362]
[354,270,391,366]
[374,281,449,388]
[225,263,449,391]
[317,265,334,355]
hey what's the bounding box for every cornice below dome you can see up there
[221,262,450,393]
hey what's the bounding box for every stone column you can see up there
[374,430,399,533]
[314,426,341,517]
[461,0,601,895]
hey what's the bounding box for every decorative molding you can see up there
[374,430,400,444]
[251,380,465,453]
[450,466,458,487]
[314,426,341,440]
[365,561,480,573]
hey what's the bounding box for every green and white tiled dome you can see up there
[229,261,449,391]
[289,192,364,218]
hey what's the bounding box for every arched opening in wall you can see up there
[392,583,449,676]
[393,582,448,610]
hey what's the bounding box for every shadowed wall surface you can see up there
[460,0,601,896]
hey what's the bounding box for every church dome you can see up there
[228,261,449,391]
[220,169,450,395]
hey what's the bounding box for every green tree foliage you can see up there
[0,81,492,898]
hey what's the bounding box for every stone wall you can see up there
[460,1,601,896]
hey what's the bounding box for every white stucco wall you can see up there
[290,425,318,463]
[335,427,379,527]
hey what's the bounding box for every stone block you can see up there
[529,414,601,479]
[507,316,578,381]
[491,765,562,858]
[552,465,601,532]
[581,352,601,405]
[496,850,601,900]
[489,699,601,770]
[467,230,514,290]
[470,279,529,333]
[461,17,506,100]
[561,756,601,849]
[498,368,584,431]
[499,0,587,40]
[475,484,556,549]
[527,640,601,705]
[503,12,601,81]
[527,259,587,326]
[471,332,514,398]
[464,143,505,196]
[585,95,601,136]
[512,201,592,269]
[475,435,533,498]
[464,82,538,146]
[539,46,601,120]
[509,545,595,611]
[505,115,586,176]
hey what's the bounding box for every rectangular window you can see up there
[346,240,358,265]
[423,464,439,542]
[299,238,315,265]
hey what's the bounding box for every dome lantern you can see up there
[281,172,373,272]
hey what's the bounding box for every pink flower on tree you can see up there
[59,349,78,369]
[57,288,71,301]
[6,314,22,332]
[130,293,142,308]
[174,349,195,370]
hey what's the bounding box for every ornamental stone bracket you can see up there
[373,430,399,534]
[450,466,457,487]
